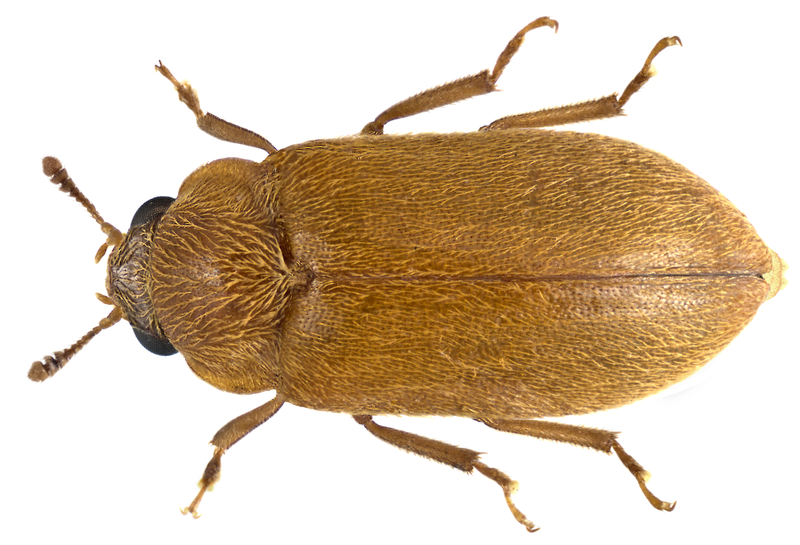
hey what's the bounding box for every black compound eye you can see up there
[133,328,178,356]
[130,196,175,229]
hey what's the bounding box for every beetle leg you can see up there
[617,36,682,107]
[353,415,538,532]
[155,61,278,154]
[360,17,558,135]
[481,36,682,130]
[181,395,285,518]
[481,419,676,512]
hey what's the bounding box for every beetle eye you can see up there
[130,196,175,228]
[133,327,178,356]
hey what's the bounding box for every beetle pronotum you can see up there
[26,16,787,533]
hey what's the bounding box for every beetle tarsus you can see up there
[489,17,558,84]
[618,35,682,107]
[180,499,203,519]
[182,447,223,519]
[473,461,539,532]
[155,61,204,119]
[611,441,675,511]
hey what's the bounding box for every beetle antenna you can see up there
[31,159,127,382]
[42,157,124,262]
[28,306,123,382]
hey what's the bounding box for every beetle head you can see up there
[105,196,178,356]
[28,157,176,383]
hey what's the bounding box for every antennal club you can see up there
[42,157,124,261]
[29,306,123,382]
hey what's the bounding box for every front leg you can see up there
[182,394,285,518]
[155,61,277,154]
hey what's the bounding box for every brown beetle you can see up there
[26,16,787,533]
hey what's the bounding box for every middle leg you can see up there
[353,415,538,532]
[360,17,559,135]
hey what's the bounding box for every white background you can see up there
[2,1,797,544]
